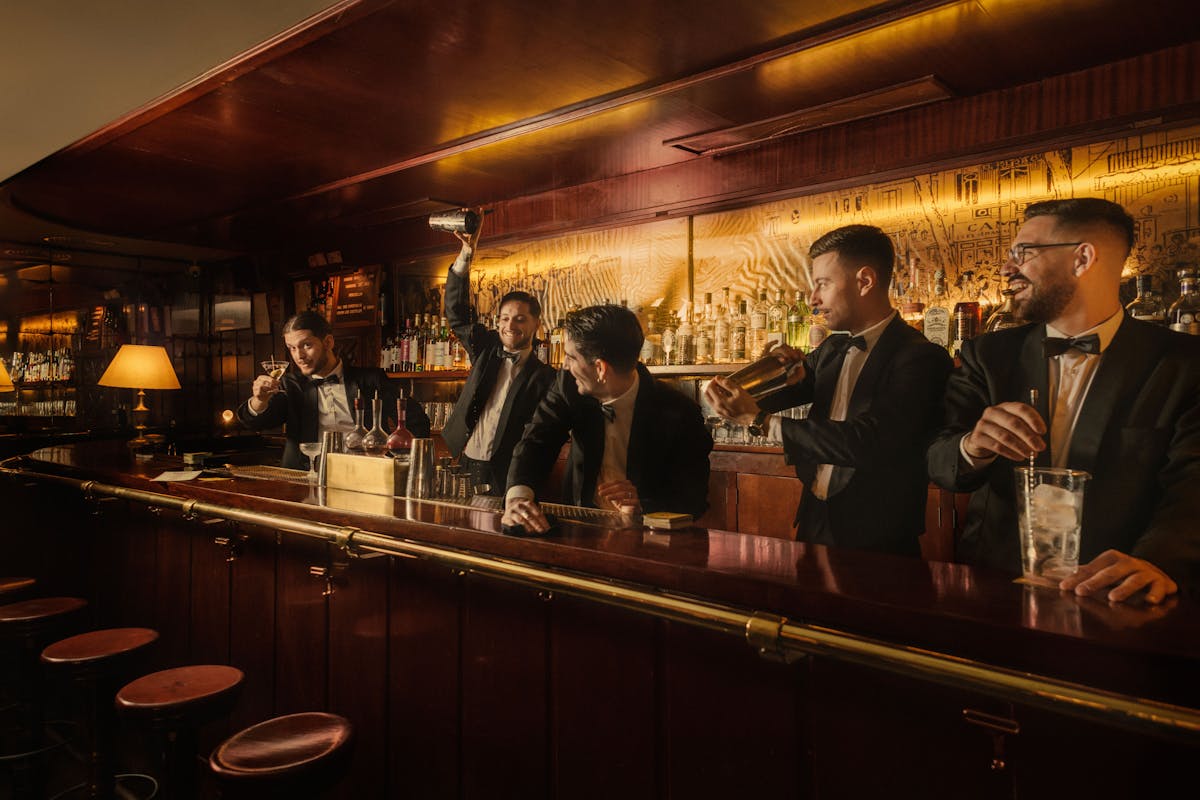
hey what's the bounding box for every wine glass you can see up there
[298,442,322,482]
[261,358,289,380]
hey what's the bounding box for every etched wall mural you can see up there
[444,122,1200,319]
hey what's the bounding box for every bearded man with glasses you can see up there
[927,198,1200,604]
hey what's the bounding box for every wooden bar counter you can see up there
[3,442,1197,798]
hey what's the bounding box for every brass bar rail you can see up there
[6,461,1200,743]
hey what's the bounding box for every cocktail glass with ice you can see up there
[1014,467,1090,586]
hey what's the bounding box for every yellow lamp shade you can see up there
[98,345,181,390]
[0,359,14,393]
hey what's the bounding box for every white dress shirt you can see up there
[310,360,354,434]
[593,371,640,507]
[463,346,532,461]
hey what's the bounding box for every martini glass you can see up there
[261,358,289,380]
[298,442,322,482]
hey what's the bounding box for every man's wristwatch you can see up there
[747,410,770,438]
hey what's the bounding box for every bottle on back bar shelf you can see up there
[923,269,951,351]
[984,288,1020,333]
[676,305,694,365]
[713,288,731,363]
[694,292,714,365]
[767,288,788,349]
[1126,274,1165,324]
[749,288,769,357]
[951,300,981,357]
[787,290,810,349]
[1168,268,1200,334]
[730,298,749,362]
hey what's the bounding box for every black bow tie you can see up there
[1042,334,1101,358]
[310,374,341,387]
[499,350,520,363]
[829,334,868,354]
[599,404,616,423]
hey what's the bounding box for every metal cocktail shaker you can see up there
[723,355,802,400]
[317,430,344,486]
[406,438,436,499]
[428,209,480,235]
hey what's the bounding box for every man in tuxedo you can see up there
[441,229,556,495]
[237,310,430,470]
[927,198,1200,604]
[503,304,712,533]
[705,225,952,556]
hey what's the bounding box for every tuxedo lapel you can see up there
[495,355,535,436]
[845,316,903,417]
[577,397,607,504]
[1067,318,1155,471]
[624,369,655,487]
[811,341,846,418]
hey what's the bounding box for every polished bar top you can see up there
[14,441,1200,709]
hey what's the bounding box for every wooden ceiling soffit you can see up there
[330,197,468,229]
[664,75,955,156]
[57,0,387,159]
[286,0,961,202]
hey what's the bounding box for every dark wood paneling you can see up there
[388,556,462,798]
[154,515,192,669]
[550,596,657,799]
[328,554,389,799]
[663,622,804,796]
[189,522,233,666]
[735,473,802,539]
[460,574,549,799]
[274,535,328,715]
[228,523,277,731]
[694,469,736,530]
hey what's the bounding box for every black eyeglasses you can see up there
[1005,242,1083,265]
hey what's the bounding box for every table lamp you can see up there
[98,344,181,446]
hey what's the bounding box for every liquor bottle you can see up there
[386,394,414,455]
[730,298,748,362]
[951,300,982,356]
[362,391,389,455]
[923,269,952,350]
[1126,274,1166,324]
[901,302,925,333]
[749,289,769,357]
[380,336,392,370]
[676,305,695,365]
[713,288,731,364]
[767,288,788,348]
[984,288,1020,333]
[550,318,566,367]
[661,313,678,366]
[345,394,368,451]
[535,322,550,364]
[786,290,810,349]
[640,315,662,366]
[694,292,714,365]
[807,309,830,351]
[1168,268,1200,334]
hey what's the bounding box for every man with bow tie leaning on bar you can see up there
[705,224,953,556]
[502,304,712,534]
[237,310,430,470]
[927,198,1200,605]
[441,225,556,495]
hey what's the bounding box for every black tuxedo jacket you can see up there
[441,266,557,486]
[507,364,712,517]
[236,364,430,470]
[758,315,952,554]
[927,317,1200,590]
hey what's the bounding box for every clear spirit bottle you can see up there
[749,289,769,358]
[344,394,368,451]
[767,288,788,349]
[1168,268,1200,334]
[984,288,1020,333]
[923,269,952,351]
[786,290,810,349]
[694,292,714,365]
[362,390,389,455]
[713,288,731,364]
[1126,274,1166,324]
[731,298,749,362]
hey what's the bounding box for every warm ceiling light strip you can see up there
[665,75,954,156]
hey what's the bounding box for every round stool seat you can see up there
[41,627,158,678]
[117,665,244,723]
[210,712,353,789]
[0,596,87,635]
[0,577,35,598]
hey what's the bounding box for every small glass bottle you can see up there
[786,290,810,349]
[344,394,369,451]
[984,288,1020,333]
[362,390,389,455]
[1168,268,1200,335]
[1126,274,1166,324]
[387,395,414,455]
[923,269,952,350]
[730,298,749,362]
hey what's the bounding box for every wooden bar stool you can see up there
[0,578,36,602]
[116,665,244,800]
[209,712,354,798]
[41,628,159,800]
[0,597,88,799]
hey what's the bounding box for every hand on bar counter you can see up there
[596,479,641,514]
[502,495,554,535]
